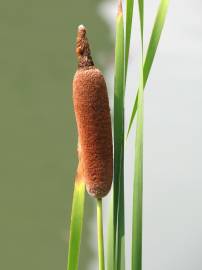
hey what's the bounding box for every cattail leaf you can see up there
[138,0,144,44]
[67,179,85,270]
[113,1,125,269]
[127,0,170,136]
[131,0,144,269]
[125,0,134,78]
[131,68,144,270]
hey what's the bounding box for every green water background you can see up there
[0,1,112,269]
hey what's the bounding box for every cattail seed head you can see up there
[73,25,113,198]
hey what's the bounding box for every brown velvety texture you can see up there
[73,25,113,198]
[73,67,113,198]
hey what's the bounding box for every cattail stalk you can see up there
[97,198,105,270]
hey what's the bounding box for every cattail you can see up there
[73,25,113,198]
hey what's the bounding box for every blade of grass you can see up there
[117,162,125,270]
[127,0,170,136]
[131,69,144,270]
[131,0,144,269]
[114,1,125,269]
[138,0,144,44]
[67,178,85,270]
[125,0,134,78]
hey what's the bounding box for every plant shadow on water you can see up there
[0,0,112,270]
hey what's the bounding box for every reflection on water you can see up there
[0,1,112,269]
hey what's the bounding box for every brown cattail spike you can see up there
[76,25,94,68]
[118,0,123,16]
[73,25,113,198]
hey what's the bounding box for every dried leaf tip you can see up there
[78,24,85,31]
[117,0,123,16]
[76,25,94,68]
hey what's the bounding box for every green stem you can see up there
[97,198,105,270]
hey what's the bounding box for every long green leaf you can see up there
[127,0,170,136]
[125,0,134,78]
[114,1,125,269]
[131,0,144,269]
[138,0,144,44]
[67,179,85,270]
[131,69,144,270]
